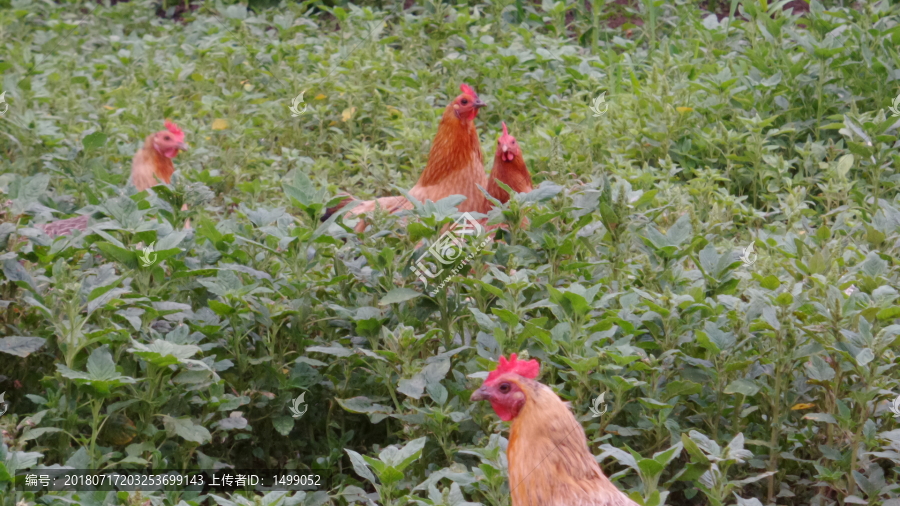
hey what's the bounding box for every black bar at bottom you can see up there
[14,469,332,493]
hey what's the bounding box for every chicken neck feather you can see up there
[131,135,175,191]
[508,381,639,506]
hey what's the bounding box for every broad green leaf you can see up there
[2,259,36,291]
[664,380,702,399]
[82,131,107,150]
[163,416,212,444]
[724,379,760,397]
[805,356,835,382]
[379,288,421,305]
[20,427,62,441]
[855,348,874,367]
[95,242,138,269]
[345,449,376,484]
[0,336,45,357]
[393,437,427,472]
[398,376,426,399]
[128,340,202,367]
[637,458,665,478]
[56,348,137,395]
[272,416,295,436]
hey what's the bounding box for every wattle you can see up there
[490,400,517,421]
[161,148,180,158]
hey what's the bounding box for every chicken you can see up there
[480,122,533,234]
[486,122,532,205]
[130,120,190,191]
[328,120,532,233]
[131,119,192,229]
[323,84,487,230]
[38,120,190,237]
[471,354,639,506]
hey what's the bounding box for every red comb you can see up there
[164,120,185,142]
[486,353,540,383]
[460,83,478,97]
[502,122,508,136]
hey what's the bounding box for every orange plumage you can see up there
[38,121,190,237]
[325,84,489,230]
[486,122,532,205]
[130,120,189,191]
[130,119,191,228]
[328,116,533,233]
[471,354,639,506]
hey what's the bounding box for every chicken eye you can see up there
[163,136,171,140]
[461,99,468,105]
[499,383,511,394]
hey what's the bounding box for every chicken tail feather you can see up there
[321,195,356,222]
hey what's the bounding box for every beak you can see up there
[178,142,190,151]
[501,145,509,153]
[470,386,489,402]
[473,98,486,109]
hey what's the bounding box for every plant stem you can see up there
[88,399,103,469]
[815,58,826,140]
[767,345,784,501]
[848,377,870,496]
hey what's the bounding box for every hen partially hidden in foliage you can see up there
[323,83,489,231]
[129,120,190,192]
[486,122,532,205]
[471,354,639,506]
[327,118,532,233]
[38,120,190,237]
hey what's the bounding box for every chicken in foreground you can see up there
[323,84,487,230]
[38,120,190,237]
[471,354,639,506]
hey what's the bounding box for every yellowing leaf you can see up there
[386,106,401,117]
[791,403,816,411]
[100,413,137,446]
[212,119,229,130]
[243,83,254,92]
[103,105,116,110]
[341,107,357,122]
[315,94,327,100]
[676,107,694,113]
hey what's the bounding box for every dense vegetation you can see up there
[2,0,900,505]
